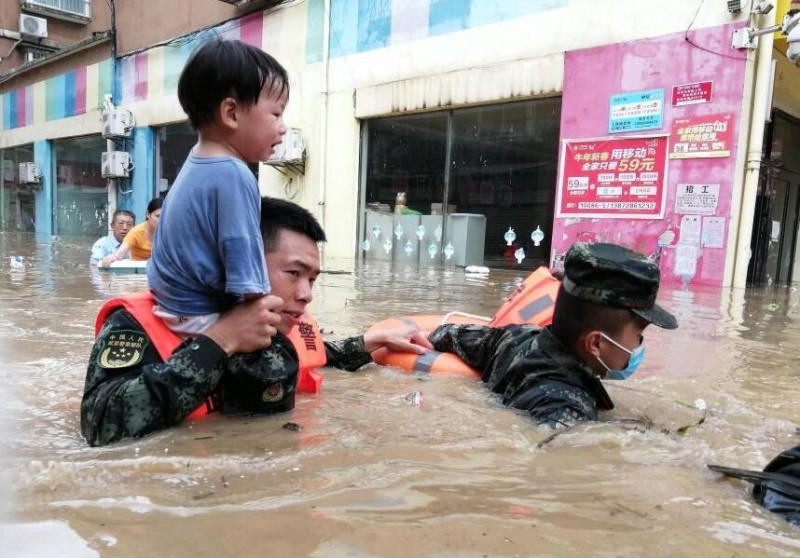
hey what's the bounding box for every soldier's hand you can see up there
[206,295,284,355]
[364,324,433,354]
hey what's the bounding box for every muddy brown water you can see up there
[1,231,800,557]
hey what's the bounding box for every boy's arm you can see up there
[219,165,270,296]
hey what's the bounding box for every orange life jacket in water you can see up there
[94,293,327,418]
[286,315,327,394]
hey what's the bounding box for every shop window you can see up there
[156,122,197,196]
[0,145,36,232]
[360,97,561,270]
[53,136,107,237]
[156,122,258,196]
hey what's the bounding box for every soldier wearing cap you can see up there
[428,242,678,427]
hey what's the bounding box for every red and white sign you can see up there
[671,81,713,106]
[557,135,669,219]
[669,113,734,159]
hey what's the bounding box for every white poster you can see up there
[701,217,726,248]
[675,183,720,215]
[679,214,702,245]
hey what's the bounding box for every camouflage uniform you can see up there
[430,241,678,428]
[429,324,613,427]
[81,308,373,447]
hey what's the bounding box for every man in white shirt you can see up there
[90,210,135,266]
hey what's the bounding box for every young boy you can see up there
[147,39,288,334]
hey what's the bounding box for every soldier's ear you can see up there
[582,330,604,358]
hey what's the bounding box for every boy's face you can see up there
[231,88,288,163]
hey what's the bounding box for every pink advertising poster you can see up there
[557,136,668,219]
[669,113,734,159]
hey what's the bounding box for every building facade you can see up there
[2,0,800,287]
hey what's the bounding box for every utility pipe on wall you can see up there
[317,0,331,230]
[732,10,777,287]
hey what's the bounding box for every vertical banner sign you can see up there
[609,89,665,133]
[556,135,669,219]
[669,113,734,159]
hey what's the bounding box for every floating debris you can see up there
[282,422,304,432]
[405,390,424,407]
[465,265,490,274]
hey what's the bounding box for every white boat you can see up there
[100,260,148,274]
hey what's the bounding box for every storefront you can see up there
[0,144,35,232]
[748,110,800,285]
[52,136,108,237]
[360,97,561,270]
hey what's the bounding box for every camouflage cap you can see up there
[562,242,677,329]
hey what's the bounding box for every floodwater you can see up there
[1,231,800,557]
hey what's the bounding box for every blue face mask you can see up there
[597,333,645,380]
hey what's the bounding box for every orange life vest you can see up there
[94,293,327,418]
[368,266,561,377]
[286,315,327,394]
[95,292,181,360]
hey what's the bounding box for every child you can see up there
[147,39,288,335]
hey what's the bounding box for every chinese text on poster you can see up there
[557,135,668,219]
[669,113,734,159]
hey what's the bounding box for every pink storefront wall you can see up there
[552,23,747,286]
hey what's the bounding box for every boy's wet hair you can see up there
[260,197,326,253]
[178,38,289,130]
[550,285,637,348]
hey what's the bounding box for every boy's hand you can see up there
[206,295,284,354]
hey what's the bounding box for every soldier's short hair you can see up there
[260,197,326,253]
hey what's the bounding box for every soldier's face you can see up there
[598,317,648,377]
[265,229,321,334]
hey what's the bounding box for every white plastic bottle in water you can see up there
[9,256,24,270]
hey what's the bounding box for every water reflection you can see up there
[1,231,800,556]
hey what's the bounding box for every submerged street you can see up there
[1,232,800,556]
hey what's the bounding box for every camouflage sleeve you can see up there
[80,309,229,447]
[324,336,373,371]
[507,379,599,428]
[428,324,511,372]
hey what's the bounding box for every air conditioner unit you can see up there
[19,162,42,184]
[19,14,48,39]
[101,151,133,179]
[267,128,306,165]
[101,108,135,139]
[23,49,47,63]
